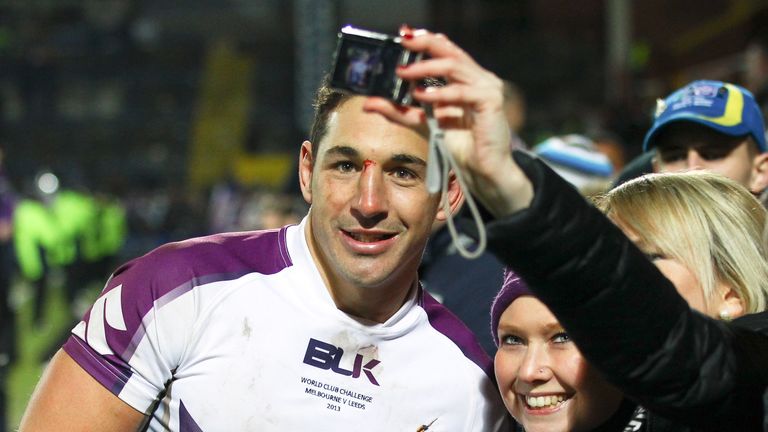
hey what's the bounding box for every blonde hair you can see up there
[596,171,768,313]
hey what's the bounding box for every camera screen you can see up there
[329,27,420,104]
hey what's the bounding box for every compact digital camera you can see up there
[329,26,423,105]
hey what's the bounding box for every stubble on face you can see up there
[302,97,439,320]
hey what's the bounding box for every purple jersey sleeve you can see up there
[421,289,495,381]
[63,227,293,410]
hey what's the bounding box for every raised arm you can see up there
[362,27,532,217]
[366,28,768,429]
[20,349,146,431]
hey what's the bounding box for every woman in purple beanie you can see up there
[491,269,635,432]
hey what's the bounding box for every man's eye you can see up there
[698,147,734,160]
[334,161,356,173]
[659,148,686,163]
[393,168,417,180]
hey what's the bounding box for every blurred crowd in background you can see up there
[3,1,768,429]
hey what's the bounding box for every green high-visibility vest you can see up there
[51,190,100,262]
[12,199,65,280]
[98,199,127,258]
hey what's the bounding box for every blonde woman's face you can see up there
[622,228,732,317]
[647,255,710,313]
[494,296,623,432]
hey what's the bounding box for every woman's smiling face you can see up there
[494,296,623,432]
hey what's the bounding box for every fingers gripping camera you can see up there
[330,26,423,105]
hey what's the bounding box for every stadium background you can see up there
[2,1,767,429]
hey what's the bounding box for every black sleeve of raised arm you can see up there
[480,151,768,429]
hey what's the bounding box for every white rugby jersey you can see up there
[64,218,510,431]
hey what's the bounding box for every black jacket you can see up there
[482,151,768,431]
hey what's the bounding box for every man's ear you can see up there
[299,140,314,205]
[749,152,768,194]
[435,172,465,222]
[651,152,662,173]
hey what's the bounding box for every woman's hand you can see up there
[362,27,533,216]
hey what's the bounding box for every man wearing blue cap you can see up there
[644,80,768,195]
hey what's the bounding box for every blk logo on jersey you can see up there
[303,338,381,386]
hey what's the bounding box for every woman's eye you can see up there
[552,332,571,344]
[645,252,666,261]
[500,334,523,346]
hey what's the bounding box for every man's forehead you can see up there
[655,124,747,150]
[317,100,428,157]
[657,137,745,151]
[320,144,427,166]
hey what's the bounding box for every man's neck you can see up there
[303,220,420,323]
[328,277,419,324]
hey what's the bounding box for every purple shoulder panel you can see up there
[421,289,495,380]
[83,227,293,360]
[63,335,135,396]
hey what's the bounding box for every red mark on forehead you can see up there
[363,159,376,169]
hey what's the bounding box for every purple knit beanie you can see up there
[490,268,533,347]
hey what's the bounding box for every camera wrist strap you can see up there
[423,103,487,259]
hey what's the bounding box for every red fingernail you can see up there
[403,32,414,40]
[395,104,409,114]
[396,64,408,70]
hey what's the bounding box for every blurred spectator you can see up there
[238,191,307,230]
[533,134,614,197]
[13,184,63,324]
[420,206,504,355]
[50,188,101,307]
[207,177,243,233]
[161,183,206,241]
[617,80,768,195]
[502,80,527,150]
[13,170,127,327]
[0,145,16,432]
[592,131,626,173]
[208,178,308,234]
[643,80,768,201]
[744,25,768,121]
[613,149,656,188]
[92,194,127,275]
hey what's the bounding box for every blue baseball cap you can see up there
[534,134,614,177]
[642,80,766,153]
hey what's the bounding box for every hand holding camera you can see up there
[330,26,423,105]
[345,26,532,217]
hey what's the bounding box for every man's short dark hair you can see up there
[307,76,445,158]
[308,77,355,157]
[654,122,757,155]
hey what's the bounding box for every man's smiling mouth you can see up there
[344,230,397,242]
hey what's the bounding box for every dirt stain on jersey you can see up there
[242,317,252,339]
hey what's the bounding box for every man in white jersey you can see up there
[19,30,511,431]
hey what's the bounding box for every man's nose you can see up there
[685,149,705,170]
[354,163,388,219]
